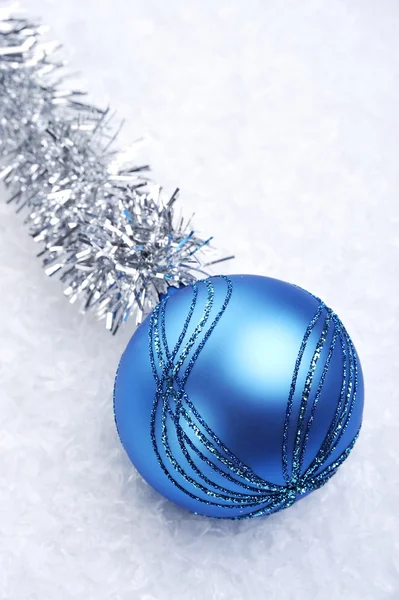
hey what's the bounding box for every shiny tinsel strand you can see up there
[0,7,231,333]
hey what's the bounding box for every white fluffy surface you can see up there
[1,1,398,598]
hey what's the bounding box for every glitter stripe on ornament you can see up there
[146,276,361,519]
[0,7,232,333]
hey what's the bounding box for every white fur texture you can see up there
[1,1,398,598]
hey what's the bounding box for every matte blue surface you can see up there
[114,275,364,518]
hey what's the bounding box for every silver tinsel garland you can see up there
[0,7,231,333]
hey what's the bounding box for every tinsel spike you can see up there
[0,6,232,333]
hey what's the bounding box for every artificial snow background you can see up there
[0,0,398,598]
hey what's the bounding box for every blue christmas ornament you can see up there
[114,275,364,519]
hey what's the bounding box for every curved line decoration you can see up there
[148,276,361,519]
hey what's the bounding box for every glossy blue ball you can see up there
[114,275,364,519]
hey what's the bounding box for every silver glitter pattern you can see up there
[0,7,231,333]
[147,276,361,519]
